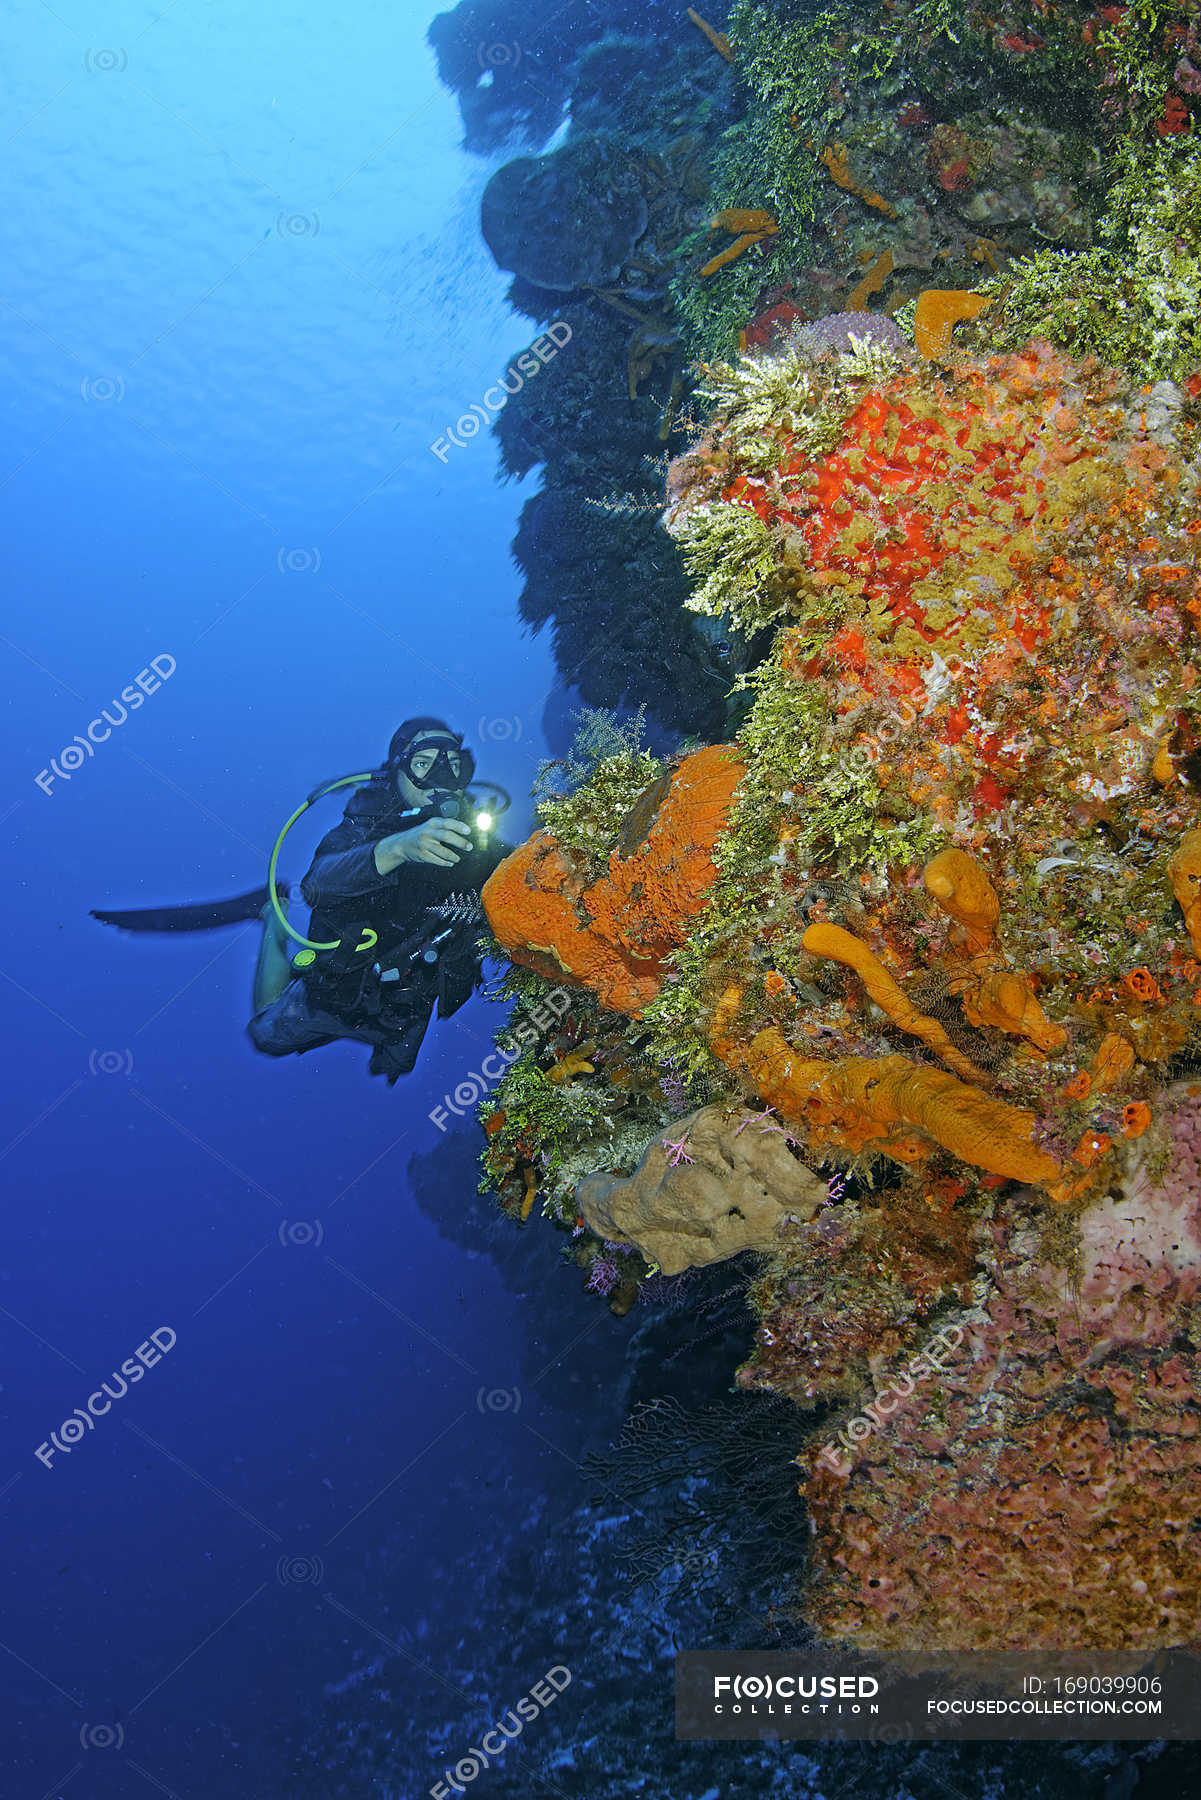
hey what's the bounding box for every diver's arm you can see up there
[373,837,405,875]
[375,819,472,873]
[301,818,474,904]
[301,841,398,904]
[299,807,407,904]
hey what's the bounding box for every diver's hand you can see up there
[375,818,473,872]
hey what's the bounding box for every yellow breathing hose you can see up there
[267,773,375,954]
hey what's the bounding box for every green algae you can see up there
[533,706,665,875]
[987,136,1201,381]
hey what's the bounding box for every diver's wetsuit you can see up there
[248,771,509,1081]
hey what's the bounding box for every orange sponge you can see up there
[482,746,745,1016]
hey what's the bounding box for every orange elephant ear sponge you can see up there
[482,745,746,1017]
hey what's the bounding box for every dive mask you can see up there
[393,737,476,793]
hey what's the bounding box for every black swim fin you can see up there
[91,884,288,933]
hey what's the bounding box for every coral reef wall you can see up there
[468,0,1201,1662]
[437,0,1201,737]
[772,1090,1201,1653]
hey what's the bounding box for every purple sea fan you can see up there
[659,1064,690,1113]
[586,1257,620,1296]
[638,1268,697,1306]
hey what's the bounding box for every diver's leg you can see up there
[252,898,294,1013]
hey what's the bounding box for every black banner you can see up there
[675,1650,1201,1741]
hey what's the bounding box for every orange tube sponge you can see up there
[847,248,894,312]
[819,143,897,217]
[913,288,992,361]
[700,231,772,278]
[924,851,1065,1053]
[482,746,745,1016]
[1090,1032,1136,1094]
[724,1017,1063,1187]
[687,8,735,60]
[802,921,988,1085]
[957,967,1067,1055]
[923,848,999,950]
[1168,830,1201,957]
[710,209,777,235]
[868,1062,1063,1187]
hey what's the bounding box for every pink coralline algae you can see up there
[744,1090,1201,1653]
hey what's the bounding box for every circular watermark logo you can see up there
[279,1219,323,1247]
[276,212,319,238]
[277,547,321,573]
[80,1722,125,1748]
[276,1554,323,1585]
[476,1386,521,1415]
[452,1076,486,1109]
[476,40,520,68]
[81,375,125,402]
[478,715,523,743]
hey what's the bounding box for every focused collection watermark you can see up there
[35,654,177,794]
[431,323,572,462]
[677,1652,1186,1740]
[35,1328,177,1467]
[429,987,571,1130]
[816,1322,965,1475]
[430,1664,571,1798]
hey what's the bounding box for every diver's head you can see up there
[386,718,475,811]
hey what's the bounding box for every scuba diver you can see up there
[92,718,513,1084]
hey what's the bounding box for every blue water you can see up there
[0,2,570,1791]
